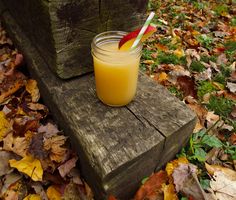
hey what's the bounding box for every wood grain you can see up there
[2,0,148,79]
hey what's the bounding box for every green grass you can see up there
[197,81,217,99]
[157,51,186,65]
[190,61,205,72]
[207,96,234,118]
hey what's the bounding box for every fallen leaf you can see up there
[9,155,43,181]
[216,53,228,65]
[165,157,189,177]
[46,185,61,200]
[206,111,220,127]
[58,156,78,178]
[29,132,49,159]
[38,122,60,138]
[63,182,88,200]
[3,132,31,157]
[227,82,236,93]
[0,111,11,141]
[108,195,117,200]
[14,53,23,67]
[0,151,17,176]
[25,79,40,103]
[229,133,236,145]
[177,76,197,98]
[31,182,48,200]
[172,163,207,200]
[205,163,236,181]
[0,71,26,104]
[162,183,178,200]
[23,194,41,200]
[209,171,236,200]
[1,172,22,194]
[44,135,67,163]
[134,170,168,200]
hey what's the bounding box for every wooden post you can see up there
[2,0,148,79]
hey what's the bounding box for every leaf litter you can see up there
[1,0,236,199]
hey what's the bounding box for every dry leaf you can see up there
[227,82,236,93]
[58,156,78,178]
[9,155,43,181]
[38,123,60,138]
[44,135,67,163]
[31,182,48,200]
[172,163,207,200]
[162,183,178,200]
[177,76,197,98]
[1,173,22,194]
[165,157,189,177]
[25,79,40,102]
[29,133,49,159]
[205,163,236,181]
[0,111,11,141]
[210,171,236,200]
[23,194,41,200]
[108,195,117,200]
[46,185,61,200]
[134,170,168,200]
[3,132,31,157]
[0,151,17,176]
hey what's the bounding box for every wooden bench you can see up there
[0,1,197,199]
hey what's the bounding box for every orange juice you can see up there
[91,32,142,106]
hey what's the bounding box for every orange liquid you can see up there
[93,42,140,106]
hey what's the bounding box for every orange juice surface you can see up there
[93,41,140,106]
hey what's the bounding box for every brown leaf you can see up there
[185,97,208,125]
[25,79,40,102]
[13,118,39,136]
[38,122,60,138]
[29,132,49,159]
[3,132,31,157]
[216,53,228,65]
[44,135,67,163]
[0,151,18,176]
[58,156,78,178]
[134,170,168,200]
[177,76,197,98]
[14,54,23,67]
[229,133,236,145]
[0,71,26,104]
[108,195,118,200]
[172,163,207,200]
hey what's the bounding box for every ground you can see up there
[0,0,236,200]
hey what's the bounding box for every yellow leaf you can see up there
[158,72,168,82]
[205,163,236,181]
[0,111,11,141]
[162,183,178,200]
[165,157,188,176]
[173,48,185,58]
[23,194,41,200]
[46,185,61,200]
[9,155,43,181]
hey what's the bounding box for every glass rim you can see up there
[91,31,143,55]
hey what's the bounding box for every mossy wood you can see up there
[1,3,197,199]
[2,0,148,79]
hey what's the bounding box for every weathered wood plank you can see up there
[1,5,197,199]
[2,0,148,79]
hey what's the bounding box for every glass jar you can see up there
[91,31,142,107]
